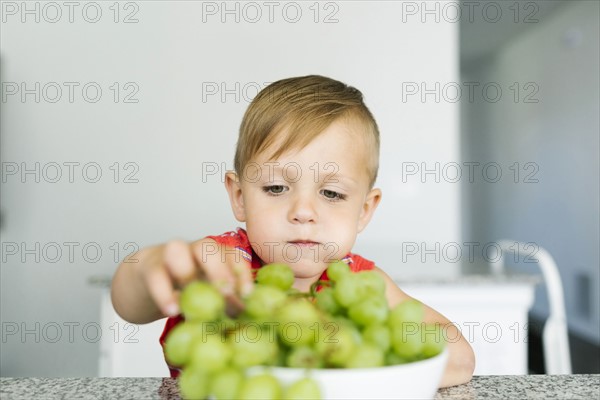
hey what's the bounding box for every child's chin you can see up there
[286,260,328,276]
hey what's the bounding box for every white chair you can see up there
[490,240,572,374]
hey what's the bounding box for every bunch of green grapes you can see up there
[165,262,446,400]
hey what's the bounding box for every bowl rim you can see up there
[252,346,449,375]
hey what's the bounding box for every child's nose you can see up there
[288,193,317,224]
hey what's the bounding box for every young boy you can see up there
[111,75,475,387]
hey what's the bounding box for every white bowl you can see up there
[255,348,448,400]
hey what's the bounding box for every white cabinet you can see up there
[99,291,169,377]
[398,282,535,375]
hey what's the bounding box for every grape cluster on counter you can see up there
[164,262,446,399]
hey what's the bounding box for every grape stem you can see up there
[309,280,332,297]
[288,291,313,299]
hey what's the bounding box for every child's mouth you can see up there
[288,240,320,248]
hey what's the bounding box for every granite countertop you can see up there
[1,375,598,399]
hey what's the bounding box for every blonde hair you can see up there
[234,75,380,187]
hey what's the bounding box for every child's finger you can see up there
[231,259,254,297]
[144,264,179,317]
[191,242,237,296]
[163,239,197,288]
[224,292,246,316]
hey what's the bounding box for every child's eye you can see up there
[262,185,288,195]
[321,189,346,201]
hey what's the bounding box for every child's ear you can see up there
[357,188,382,233]
[225,171,246,222]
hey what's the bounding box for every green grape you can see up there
[174,262,443,398]
[283,377,322,400]
[356,270,386,295]
[312,320,340,350]
[210,367,244,400]
[348,296,389,327]
[180,281,225,322]
[286,345,324,369]
[220,316,239,333]
[279,323,319,347]
[421,323,446,358]
[345,343,385,368]
[274,345,290,367]
[326,260,351,282]
[237,373,282,400]
[314,287,341,315]
[277,299,321,347]
[316,321,360,367]
[245,285,287,319]
[229,325,278,368]
[391,322,425,360]
[333,274,367,308]
[362,324,391,352]
[178,366,209,400]
[189,333,232,373]
[388,299,425,330]
[385,350,408,366]
[164,321,203,367]
[256,263,295,291]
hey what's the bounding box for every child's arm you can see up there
[111,238,253,324]
[374,267,476,388]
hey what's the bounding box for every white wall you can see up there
[461,1,600,343]
[0,2,460,376]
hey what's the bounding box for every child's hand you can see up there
[119,238,254,321]
[150,238,254,317]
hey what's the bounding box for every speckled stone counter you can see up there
[434,375,599,399]
[1,375,598,399]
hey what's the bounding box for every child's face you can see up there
[226,119,381,288]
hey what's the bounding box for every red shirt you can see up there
[159,228,375,377]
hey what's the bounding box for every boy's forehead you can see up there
[258,118,372,159]
[247,121,373,182]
